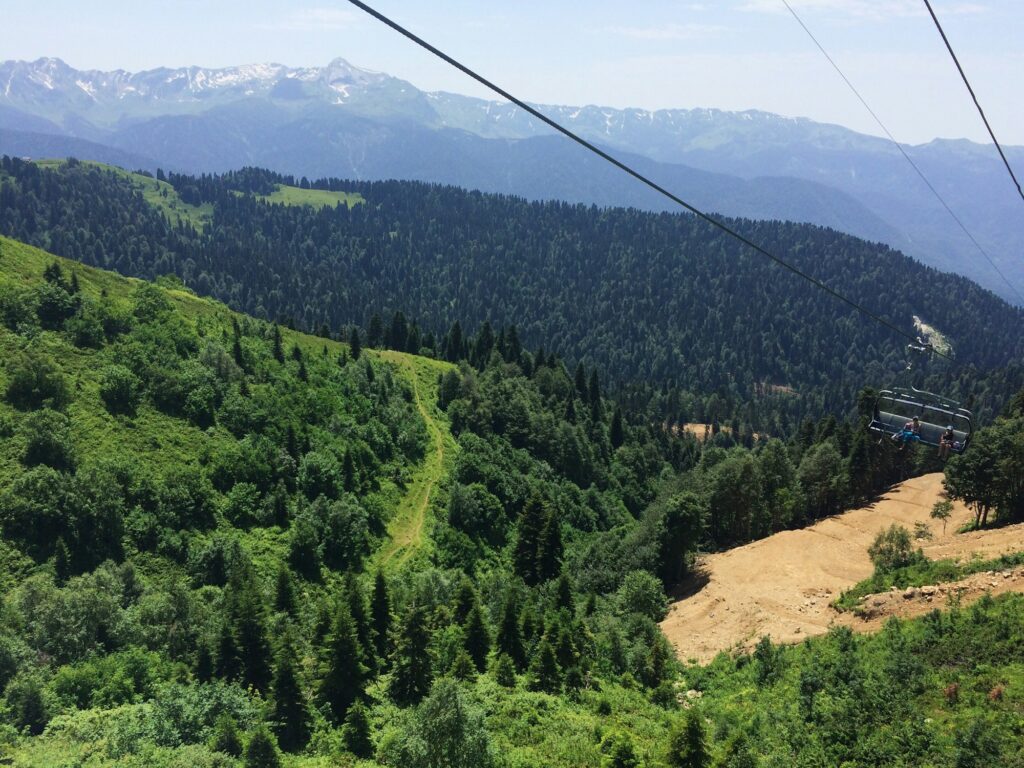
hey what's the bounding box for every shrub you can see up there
[868,524,920,573]
[22,409,75,471]
[0,284,38,330]
[5,354,70,410]
[615,570,669,621]
[99,364,142,415]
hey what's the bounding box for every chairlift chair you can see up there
[867,386,972,454]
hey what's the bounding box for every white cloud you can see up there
[264,8,359,32]
[738,0,987,21]
[608,22,725,40]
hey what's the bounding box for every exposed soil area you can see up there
[660,473,1024,663]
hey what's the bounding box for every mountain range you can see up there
[2,56,1022,302]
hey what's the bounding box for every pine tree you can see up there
[390,603,432,705]
[496,595,526,671]
[554,623,578,671]
[463,603,491,672]
[513,494,546,585]
[610,407,625,448]
[272,324,284,363]
[195,641,214,682]
[564,396,577,423]
[274,565,297,616]
[527,638,561,693]
[493,653,517,688]
[371,570,392,661]
[343,699,374,758]
[368,313,383,349]
[53,537,71,585]
[665,709,710,768]
[210,714,243,757]
[342,451,356,493]
[449,649,477,681]
[574,363,588,398]
[319,602,365,723]
[232,318,245,368]
[535,508,564,583]
[231,584,273,692]
[587,369,601,408]
[244,726,282,768]
[271,634,310,752]
[344,573,375,672]
[555,573,575,613]
[215,619,241,681]
[350,327,362,360]
[452,575,477,625]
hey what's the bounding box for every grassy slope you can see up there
[35,159,213,230]
[258,184,364,209]
[0,234,444,564]
[371,350,457,573]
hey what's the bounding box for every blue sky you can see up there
[3,0,1022,144]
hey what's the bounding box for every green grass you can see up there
[257,184,364,210]
[371,350,457,573]
[834,550,1024,612]
[35,159,213,230]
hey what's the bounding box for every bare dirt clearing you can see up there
[660,473,1024,663]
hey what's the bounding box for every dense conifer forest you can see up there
[0,232,1022,766]
[2,158,1023,437]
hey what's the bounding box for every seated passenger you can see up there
[938,425,955,459]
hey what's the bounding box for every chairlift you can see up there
[866,338,972,454]
[867,386,973,453]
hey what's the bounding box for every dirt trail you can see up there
[660,473,1024,663]
[371,352,456,571]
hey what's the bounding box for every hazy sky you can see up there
[3,0,1022,145]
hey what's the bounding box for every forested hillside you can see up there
[1,234,1022,766]
[2,158,1023,436]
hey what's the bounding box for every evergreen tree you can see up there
[367,313,383,349]
[195,641,214,682]
[344,572,375,672]
[527,638,561,693]
[272,324,284,363]
[371,570,392,661]
[244,726,282,768]
[463,603,491,672]
[449,649,477,681]
[215,619,241,681]
[574,363,588,399]
[496,595,526,671]
[349,326,362,360]
[53,536,71,584]
[555,573,575,613]
[452,575,478,625]
[342,451,356,493]
[231,583,273,692]
[610,407,625,448]
[536,508,564,583]
[513,494,546,584]
[493,653,517,688]
[274,564,297,616]
[210,714,243,757]
[588,369,601,407]
[390,603,432,706]
[343,699,374,759]
[665,709,710,768]
[271,634,310,752]
[319,602,365,723]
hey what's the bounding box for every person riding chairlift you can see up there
[892,416,921,451]
[938,425,956,459]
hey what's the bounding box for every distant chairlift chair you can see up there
[868,387,972,454]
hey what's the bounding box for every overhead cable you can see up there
[782,0,1024,305]
[344,0,954,360]
[922,0,1024,205]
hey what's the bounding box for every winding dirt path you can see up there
[372,352,456,571]
[660,473,1024,663]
